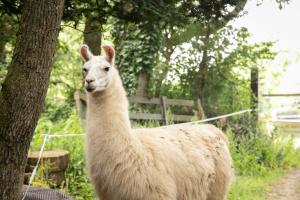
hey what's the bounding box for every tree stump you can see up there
[25,150,69,187]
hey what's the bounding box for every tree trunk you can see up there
[135,72,148,97]
[83,15,102,55]
[193,26,211,109]
[154,39,174,97]
[82,15,102,88]
[196,98,206,119]
[0,0,64,199]
[194,72,206,118]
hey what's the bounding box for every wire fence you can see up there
[22,108,252,200]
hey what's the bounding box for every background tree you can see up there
[0,1,20,84]
[0,0,64,199]
[126,0,248,117]
[151,26,276,116]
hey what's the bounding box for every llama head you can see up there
[80,44,116,93]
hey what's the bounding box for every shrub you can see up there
[228,127,300,176]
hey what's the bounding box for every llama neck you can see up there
[85,74,139,152]
[85,74,148,198]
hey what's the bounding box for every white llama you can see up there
[80,44,234,200]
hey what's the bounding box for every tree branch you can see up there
[212,0,247,31]
[163,0,247,52]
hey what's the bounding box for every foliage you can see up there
[0,0,22,15]
[43,26,83,121]
[228,126,300,176]
[150,26,276,116]
[111,0,249,96]
[0,14,17,86]
[32,112,95,199]
[227,117,300,200]
[181,0,245,21]
[31,111,83,150]
[112,20,162,95]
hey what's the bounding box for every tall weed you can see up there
[228,127,300,176]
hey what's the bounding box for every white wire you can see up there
[22,135,49,200]
[40,109,253,136]
[41,133,84,138]
[161,109,252,127]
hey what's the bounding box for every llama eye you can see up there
[104,67,110,72]
[83,68,88,73]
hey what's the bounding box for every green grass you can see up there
[228,169,285,200]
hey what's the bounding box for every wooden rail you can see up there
[74,91,204,125]
[262,93,300,97]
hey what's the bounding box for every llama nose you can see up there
[86,78,95,84]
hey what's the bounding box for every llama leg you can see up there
[207,169,232,200]
[93,183,108,200]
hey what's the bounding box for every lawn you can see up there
[228,169,285,200]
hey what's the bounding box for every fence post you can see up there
[74,90,86,126]
[196,98,205,120]
[251,67,259,131]
[160,96,168,125]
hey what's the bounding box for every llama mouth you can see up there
[85,86,95,92]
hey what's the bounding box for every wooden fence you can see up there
[74,91,205,125]
[263,93,300,135]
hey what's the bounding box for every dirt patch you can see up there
[268,169,300,200]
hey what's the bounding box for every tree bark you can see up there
[135,72,148,97]
[82,15,102,88]
[193,26,211,106]
[83,15,102,55]
[0,0,64,199]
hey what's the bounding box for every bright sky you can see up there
[232,0,300,93]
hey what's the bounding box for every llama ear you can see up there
[102,45,115,65]
[80,44,93,62]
